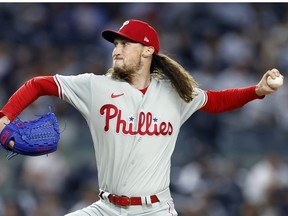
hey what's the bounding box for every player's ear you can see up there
[142,46,155,58]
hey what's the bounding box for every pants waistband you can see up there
[98,188,171,207]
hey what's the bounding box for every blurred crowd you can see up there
[0,3,288,216]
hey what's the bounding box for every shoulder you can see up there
[55,73,118,83]
[193,87,207,103]
[56,73,104,79]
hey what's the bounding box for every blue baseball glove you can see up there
[0,112,60,160]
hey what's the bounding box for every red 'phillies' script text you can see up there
[100,104,173,136]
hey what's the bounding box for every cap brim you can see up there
[102,30,137,44]
[102,30,119,43]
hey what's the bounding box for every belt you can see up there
[99,191,159,207]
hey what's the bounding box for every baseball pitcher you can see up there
[0,19,283,216]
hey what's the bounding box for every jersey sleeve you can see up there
[200,86,264,114]
[180,87,207,124]
[0,76,58,121]
[54,73,94,118]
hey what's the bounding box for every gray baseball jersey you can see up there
[54,73,206,196]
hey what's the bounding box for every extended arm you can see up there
[200,68,282,113]
[200,86,263,113]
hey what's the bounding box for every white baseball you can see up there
[267,75,284,89]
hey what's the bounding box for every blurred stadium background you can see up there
[1,2,288,216]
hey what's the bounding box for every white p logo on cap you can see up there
[119,20,129,30]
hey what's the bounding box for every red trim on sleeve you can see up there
[54,76,63,99]
[0,76,59,121]
[200,86,265,114]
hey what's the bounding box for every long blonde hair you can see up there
[150,54,198,103]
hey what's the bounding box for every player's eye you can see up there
[123,41,130,47]
[113,41,128,47]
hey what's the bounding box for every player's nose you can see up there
[112,46,122,57]
[112,47,122,59]
[112,53,122,60]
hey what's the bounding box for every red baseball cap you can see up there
[102,19,160,54]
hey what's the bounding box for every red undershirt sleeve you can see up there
[200,86,265,114]
[0,76,59,121]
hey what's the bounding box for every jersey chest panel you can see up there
[93,79,181,138]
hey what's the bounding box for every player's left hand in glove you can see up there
[0,112,60,160]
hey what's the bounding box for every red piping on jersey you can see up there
[54,76,63,99]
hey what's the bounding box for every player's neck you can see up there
[131,74,151,90]
[130,61,151,90]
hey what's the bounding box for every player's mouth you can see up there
[113,58,124,68]
[113,55,124,61]
[113,56,123,60]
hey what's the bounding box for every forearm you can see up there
[200,86,265,114]
[0,76,58,121]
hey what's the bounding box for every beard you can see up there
[109,66,136,84]
[107,59,142,84]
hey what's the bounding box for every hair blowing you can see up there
[151,54,198,103]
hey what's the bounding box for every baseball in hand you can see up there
[267,75,284,89]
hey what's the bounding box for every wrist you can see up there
[255,85,265,98]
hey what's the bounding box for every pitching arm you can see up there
[200,86,264,114]
[200,69,283,114]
